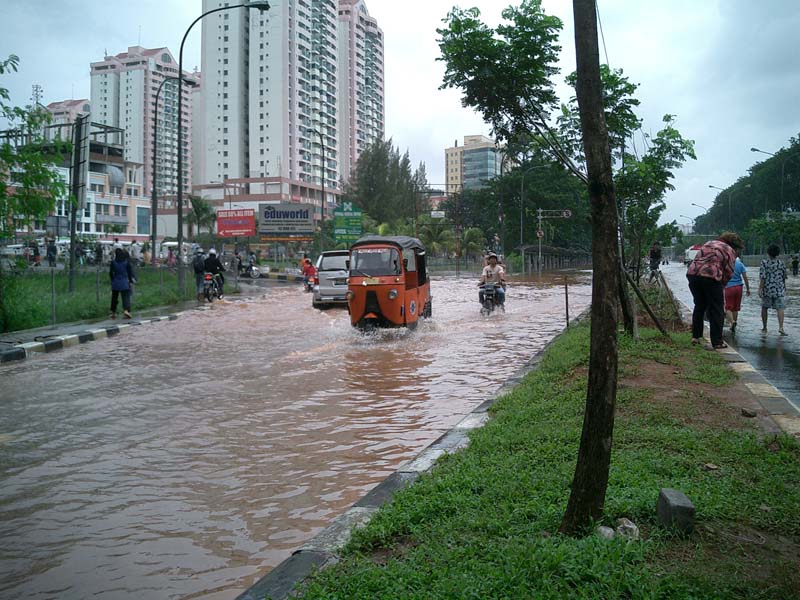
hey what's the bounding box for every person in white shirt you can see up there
[478,252,506,306]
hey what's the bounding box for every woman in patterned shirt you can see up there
[759,244,788,335]
[686,231,744,349]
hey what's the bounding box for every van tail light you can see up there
[204,273,212,281]
[313,276,319,285]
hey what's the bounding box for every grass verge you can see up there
[294,325,800,599]
[0,266,223,332]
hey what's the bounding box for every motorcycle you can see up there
[304,273,315,292]
[480,284,504,316]
[203,273,223,303]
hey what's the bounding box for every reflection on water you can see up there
[663,264,800,407]
[0,273,591,599]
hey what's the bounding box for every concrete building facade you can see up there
[90,46,194,202]
[197,0,383,219]
[445,135,502,195]
[337,0,384,181]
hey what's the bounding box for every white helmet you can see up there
[208,248,217,256]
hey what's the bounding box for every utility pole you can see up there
[68,114,88,293]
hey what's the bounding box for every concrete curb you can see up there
[671,289,800,437]
[0,314,179,364]
[235,308,589,600]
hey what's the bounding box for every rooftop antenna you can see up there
[31,84,43,106]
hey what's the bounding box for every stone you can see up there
[596,525,615,540]
[741,408,758,418]
[702,463,719,471]
[615,517,640,540]
[657,488,695,534]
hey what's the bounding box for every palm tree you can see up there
[189,196,216,235]
[461,227,487,258]
[419,222,454,257]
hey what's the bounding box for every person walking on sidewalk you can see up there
[759,244,788,335]
[109,248,136,319]
[724,253,750,335]
[686,231,743,349]
[791,254,798,277]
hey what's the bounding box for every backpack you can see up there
[193,254,205,274]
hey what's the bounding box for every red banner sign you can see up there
[217,209,256,237]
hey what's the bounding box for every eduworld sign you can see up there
[258,203,315,234]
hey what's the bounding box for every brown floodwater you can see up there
[0,273,591,600]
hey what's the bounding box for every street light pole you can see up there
[176,0,270,290]
[151,75,195,267]
[709,184,750,230]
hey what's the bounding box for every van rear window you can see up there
[320,254,348,271]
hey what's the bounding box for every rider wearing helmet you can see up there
[478,252,506,306]
[192,248,206,301]
[203,248,226,298]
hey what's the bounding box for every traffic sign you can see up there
[333,203,363,244]
[536,229,545,239]
[562,209,572,218]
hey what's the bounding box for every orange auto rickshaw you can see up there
[346,236,432,329]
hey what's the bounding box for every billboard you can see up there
[217,209,256,237]
[258,203,315,235]
[333,202,363,244]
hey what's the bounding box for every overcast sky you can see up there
[2,0,799,225]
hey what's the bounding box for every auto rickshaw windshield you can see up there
[351,247,401,276]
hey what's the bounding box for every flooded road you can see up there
[0,273,591,600]
[663,263,800,407]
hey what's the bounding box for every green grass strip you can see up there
[294,325,800,600]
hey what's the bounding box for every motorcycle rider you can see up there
[478,252,506,307]
[192,248,206,301]
[204,248,226,298]
[302,257,317,291]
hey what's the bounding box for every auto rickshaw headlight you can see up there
[346,290,355,300]
[388,289,398,300]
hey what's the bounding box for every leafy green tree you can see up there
[1,54,69,331]
[616,115,696,274]
[438,2,584,178]
[744,213,800,255]
[1,55,68,240]
[342,139,428,224]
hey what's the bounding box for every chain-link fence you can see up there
[1,263,198,333]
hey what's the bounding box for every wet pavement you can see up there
[0,273,590,600]
[662,263,800,407]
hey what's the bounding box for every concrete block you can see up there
[78,332,94,343]
[59,335,79,348]
[42,338,63,353]
[88,329,107,340]
[456,412,490,430]
[400,447,445,473]
[19,341,45,355]
[657,488,695,534]
[0,347,26,363]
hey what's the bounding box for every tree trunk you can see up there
[560,0,621,535]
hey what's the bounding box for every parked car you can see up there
[312,250,350,309]
[684,243,703,265]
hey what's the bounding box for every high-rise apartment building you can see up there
[445,135,502,194]
[197,0,383,215]
[90,46,193,200]
[337,0,385,180]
